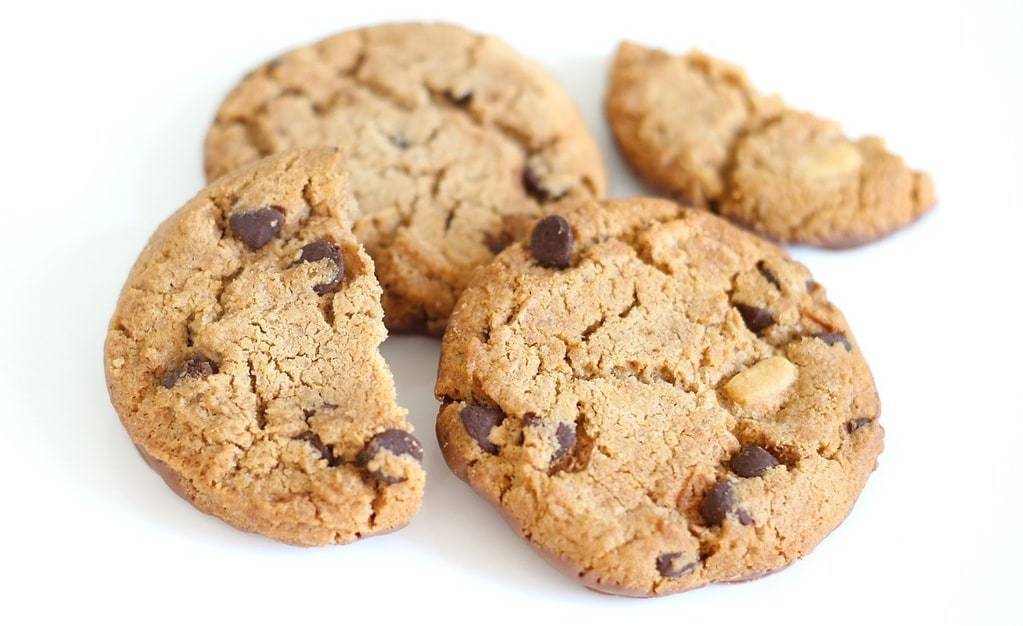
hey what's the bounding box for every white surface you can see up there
[1,1,1020,623]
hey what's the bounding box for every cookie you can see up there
[606,41,934,247]
[206,22,606,334]
[720,109,936,247]
[435,197,882,596]
[105,148,425,546]
[606,42,782,206]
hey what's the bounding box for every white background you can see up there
[1,1,1019,624]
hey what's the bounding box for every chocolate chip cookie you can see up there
[206,22,606,334]
[105,148,425,546]
[606,41,934,247]
[435,197,882,595]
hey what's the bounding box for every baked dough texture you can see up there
[435,196,882,595]
[607,41,934,247]
[106,148,424,546]
[206,23,606,333]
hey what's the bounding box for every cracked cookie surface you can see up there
[206,22,605,334]
[105,148,424,546]
[606,41,934,247]
[435,197,882,596]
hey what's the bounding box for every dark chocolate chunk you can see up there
[357,429,424,484]
[656,552,697,578]
[847,417,873,433]
[460,404,506,454]
[552,422,576,462]
[530,215,573,269]
[160,354,218,389]
[229,206,285,250]
[700,479,738,526]
[735,303,774,334]
[297,240,344,294]
[756,260,782,290]
[815,332,852,352]
[729,445,780,478]
[737,509,753,526]
[296,431,338,466]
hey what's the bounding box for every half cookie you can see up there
[105,148,424,546]
[606,41,934,247]
[435,197,882,595]
[206,22,606,333]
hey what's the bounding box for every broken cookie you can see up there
[105,148,424,546]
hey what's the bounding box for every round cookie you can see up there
[606,41,935,247]
[105,148,425,546]
[206,22,606,334]
[435,197,882,596]
[719,109,936,247]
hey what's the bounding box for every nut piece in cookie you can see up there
[434,197,882,596]
[606,41,935,246]
[723,356,798,409]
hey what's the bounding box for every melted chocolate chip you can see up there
[847,417,873,433]
[700,480,738,526]
[656,552,696,578]
[522,166,567,203]
[530,215,573,269]
[296,431,338,466]
[460,404,506,454]
[735,303,774,334]
[815,332,852,351]
[446,89,473,107]
[737,509,753,525]
[730,445,779,478]
[357,429,424,484]
[756,260,782,290]
[229,206,284,250]
[160,354,218,389]
[552,423,576,462]
[297,240,344,294]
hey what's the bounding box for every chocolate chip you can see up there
[483,230,513,254]
[389,133,411,149]
[735,303,774,334]
[530,215,573,269]
[729,445,779,478]
[815,332,852,351]
[700,480,739,526]
[756,260,782,290]
[460,404,506,454]
[737,509,753,526]
[297,431,338,466]
[552,422,576,462]
[656,552,696,578]
[229,206,284,250]
[847,417,873,433]
[161,354,218,388]
[522,166,567,203]
[446,89,473,107]
[297,240,344,294]
[357,429,424,484]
